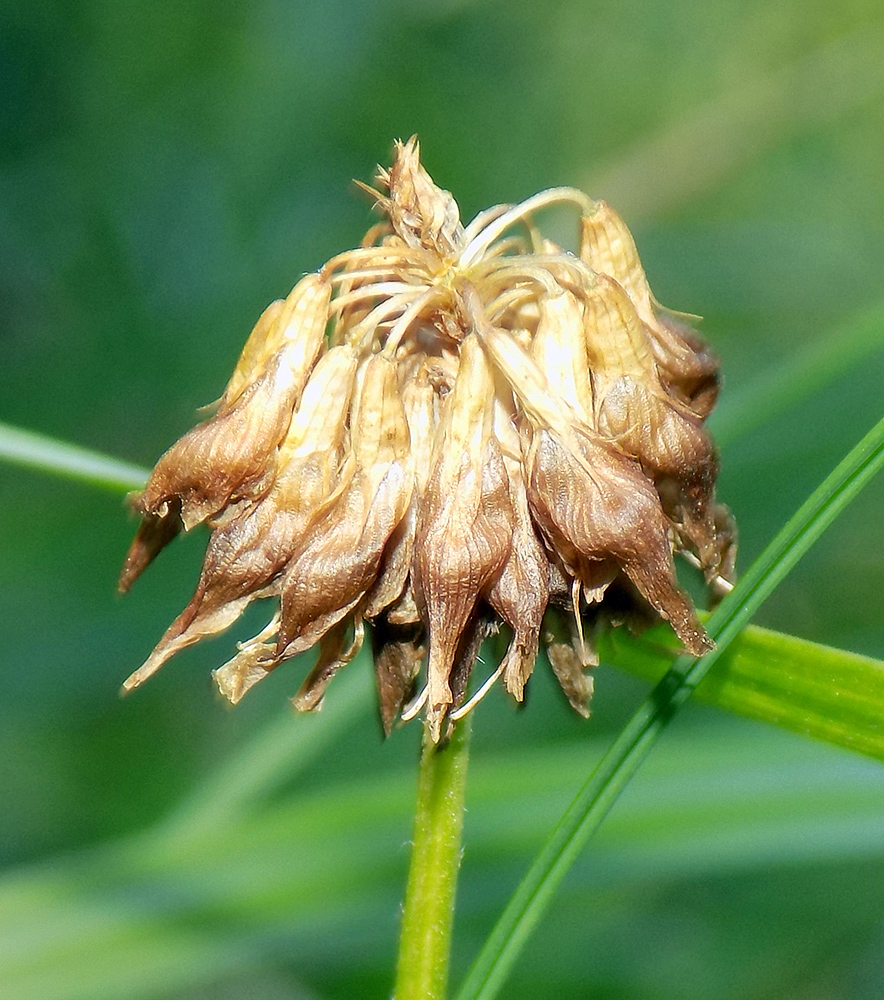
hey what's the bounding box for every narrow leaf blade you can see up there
[0,422,148,493]
[603,622,884,762]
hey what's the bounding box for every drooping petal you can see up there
[531,287,595,425]
[526,427,712,657]
[292,617,366,713]
[221,272,332,409]
[646,311,720,418]
[584,276,719,564]
[414,334,514,739]
[133,273,331,535]
[363,366,435,619]
[372,620,425,736]
[487,388,550,702]
[275,354,414,658]
[579,201,719,414]
[579,201,656,324]
[123,346,357,693]
[543,606,595,718]
[118,500,183,594]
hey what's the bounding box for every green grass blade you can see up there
[454,412,884,1000]
[602,622,884,762]
[0,421,148,492]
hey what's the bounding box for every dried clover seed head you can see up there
[121,136,735,741]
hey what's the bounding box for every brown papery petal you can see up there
[646,310,720,417]
[136,275,331,532]
[597,373,719,563]
[527,428,712,657]
[546,640,594,718]
[134,363,286,530]
[383,136,464,257]
[579,201,657,326]
[708,503,738,586]
[274,355,413,658]
[487,469,548,702]
[118,500,183,594]
[488,391,549,701]
[364,496,417,619]
[415,335,514,740]
[222,272,331,409]
[212,616,279,706]
[123,347,357,694]
[215,298,285,407]
[471,305,578,440]
[583,276,719,560]
[582,273,656,382]
[372,621,424,736]
[292,617,365,713]
[400,369,437,493]
[580,204,718,416]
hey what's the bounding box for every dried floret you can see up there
[122,136,733,739]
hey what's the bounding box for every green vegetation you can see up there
[3,2,884,997]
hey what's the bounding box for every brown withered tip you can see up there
[120,136,734,741]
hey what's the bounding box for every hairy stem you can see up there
[395,715,472,1000]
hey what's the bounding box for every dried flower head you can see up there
[121,137,735,741]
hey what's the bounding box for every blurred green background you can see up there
[3,1,884,998]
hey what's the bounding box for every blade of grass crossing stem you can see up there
[455,414,884,1000]
[603,622,884,762]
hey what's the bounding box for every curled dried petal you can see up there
[118,500,182,594]
[547,643,594,717]
[372,621,424,736]
[487,391,549,702]
[292,617,366,713]
[274,355,413,659]
[582,272,656,382]
[133,273,331,537]
[579,202,719,415]
[414,335,514,739]
[584,276,719,563]
[123,346,357,693]
[526,427,712,657]
[532,288,594,425]
[646,311,720,417]
[579,202,656,325]
[376,136,464,257]
[600,374,719,561]
[222,273,332,407]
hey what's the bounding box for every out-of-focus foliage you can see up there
[2,1,884,998]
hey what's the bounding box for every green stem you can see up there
[395,715,472,1000]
